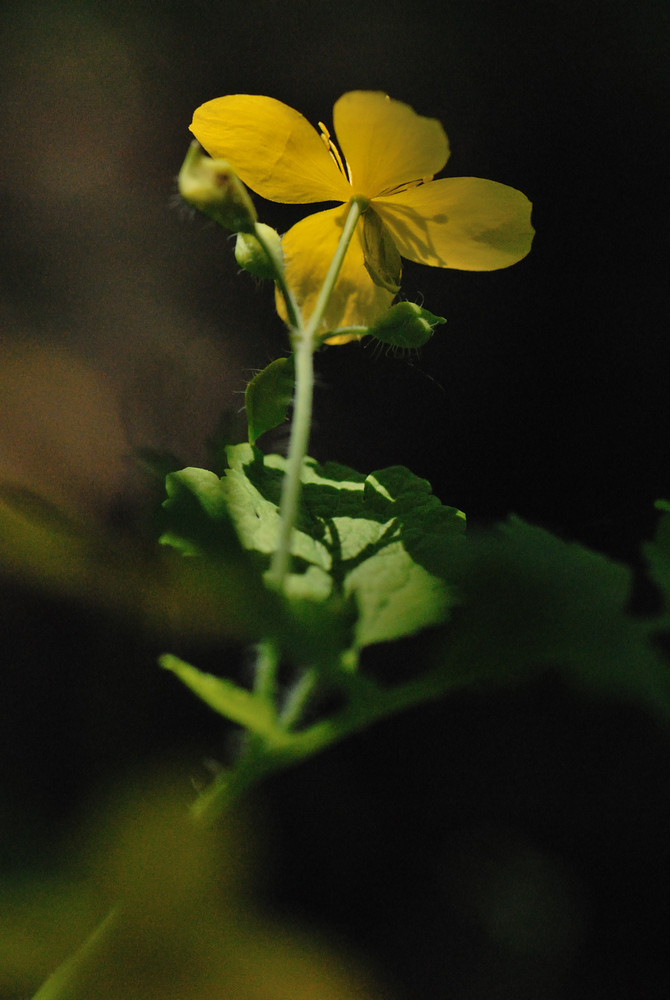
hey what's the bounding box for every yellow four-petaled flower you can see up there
[190,91,534,343]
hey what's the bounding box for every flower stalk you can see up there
[251,222,302,331]
[302,196,366,343]
[266,196,365,591]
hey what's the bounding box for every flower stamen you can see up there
[318,122,352,185]
[378,176,433,198]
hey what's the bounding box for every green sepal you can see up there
[361,209,402,294]
[245,357,295,445]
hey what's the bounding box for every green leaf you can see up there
[244,357,295,445]
[435,516,670,720]
[220,444,465,650]
[362,466,465,579]
[160,654,283,739]
[157,448,465,659]
[157,467,290,642]
[160,467,243,556]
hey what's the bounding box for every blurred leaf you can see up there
[3,780,390,1000]
[643,499,670,619]
[0,483,276,643]
[245,357,295,445]
[160,653,281,739]
[434,516,670,720]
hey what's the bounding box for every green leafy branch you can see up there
[156,441,670,823]
[157,443,468,818]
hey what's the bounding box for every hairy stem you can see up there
[266,197,365,591]
[303,197,365,343]
[264,331,314,588]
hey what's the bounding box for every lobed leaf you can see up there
[219,444,465,649]
[435,516,670,720]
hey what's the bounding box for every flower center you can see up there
[351,193,371,212]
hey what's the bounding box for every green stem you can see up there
[266,197,365,591]
[190,742,276,825]
[253,639,279,704]
[192,662,477,826]
[30,659,471,998]
[265,330,314,588]
[303,197,366,343]
[31,907,121,1000]
[278,667,319,729]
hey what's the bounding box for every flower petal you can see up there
[275,207,395,337]
[375,177,534,270]
[333,92,449,199]
[190,95,351,204]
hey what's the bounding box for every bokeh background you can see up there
[2,1,670,997]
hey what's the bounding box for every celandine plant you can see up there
[165,90,534,819]
[7,92,670,999]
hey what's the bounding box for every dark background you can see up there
[2,1,670,997]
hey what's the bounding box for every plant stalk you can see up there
[266,197,365,591]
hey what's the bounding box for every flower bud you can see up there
[235,224,283,280]
[178,141,256,233]
[371,302,446,348]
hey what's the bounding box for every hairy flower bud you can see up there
[235,224,283,280]
[371,302,446,348]
[178,141,256,233]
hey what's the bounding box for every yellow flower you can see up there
[190,91,534,343]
